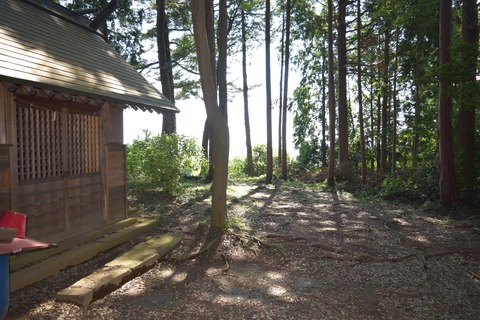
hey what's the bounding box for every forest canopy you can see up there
[62,0,479,210]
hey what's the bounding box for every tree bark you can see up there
[357,0,366,183]
[266,0,273,183]
[157,0,176,134]
[391,28,399,175]
[217,0,228,121]
[321,54,327,168]
[439,0,459,206]
[278,3,285,170]
[457,0,478,191]
[369,71,375,171]
[380,30,390,174]
[412,38,422,163]
[338,0,348,165]
[327,0,336,187]
[241,8,254,176]
[202,0,217,182]
[192,0,230,229]
[281,0,291,180]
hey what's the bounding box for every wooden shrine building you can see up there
[0,0,177,242]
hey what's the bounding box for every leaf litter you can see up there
[7,183,480,319]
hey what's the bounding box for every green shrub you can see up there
[127,130,207,195]
[228,144,287,179]
[229,157,248,178]
[380,172,434,203]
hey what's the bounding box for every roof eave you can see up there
[0,76,179,114]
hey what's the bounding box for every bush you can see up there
[127,131,207,195]
[229,144,282,179]
[228,157,248,178]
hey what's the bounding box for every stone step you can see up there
[56,233,181,306]
[9,218,161,292]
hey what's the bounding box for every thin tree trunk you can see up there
[192,0,230,229]
[265,0,273,183]
[391,28,399,175]
[357,0,366,183]
[205,0,216,84]
[376,85,381,172]
[338,0,348,165]
[281,0,291,179]
[218,0,228,120]
[413,75,420,160]
[457,0,478,191]
[157,0,176,134]
[412,38,422,162]
[380,30,390,174]
[438,0,459,206]
[278,2,285,169]
[202,119,210,161]
[370,70,375,171]
[321,54,327,168]
[203,0,216,182]
[327,0,336,187]
[241,8,254,176]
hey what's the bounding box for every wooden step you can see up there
[9,218,139,272]
[56,233,181,306]
[9,218,160,292]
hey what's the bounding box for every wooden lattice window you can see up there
[66,113,100,176]
[16,105,100,181]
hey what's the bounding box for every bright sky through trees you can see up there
[124,43,298,158]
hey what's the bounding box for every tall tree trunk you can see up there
[202,119,210,165]
[321,55,327,168]
[192,0,230,229]
[241,9,254,176]
[217,0,228,120]
[412,38,422,162]
[327,0,336,187]
[265,0,273,183]
[278,2,285,170]
[370,70,375,171]
[357,0,366,183]
[391,28,399,175]
[203,0,217,182]
[439,0,459,206]
[376,86,381,172]
[413,76,420,161]
[338,0,348,165]
[457,0,478,192]
[380,30,390,174]
[281,0,291,179]
[157,0,176,134]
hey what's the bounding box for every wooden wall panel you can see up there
[0,191,9,212]
[104,103,124,144]
[105,144,126,223]
[0,145,10,212]
[18,178,65,239]
[108,185,126,223]
[67,173,103,234]
[0,86,8,144]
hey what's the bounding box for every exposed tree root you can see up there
[311,243,354,255]
[220,253,230,272]
[176,236,221,261]
[316,248,455,264]
[228,230,289,265]
[470,271,480,282]
[321,253,371,262]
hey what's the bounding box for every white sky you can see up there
[124,43,298,159]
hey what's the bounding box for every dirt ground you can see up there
[7,182,480,319]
